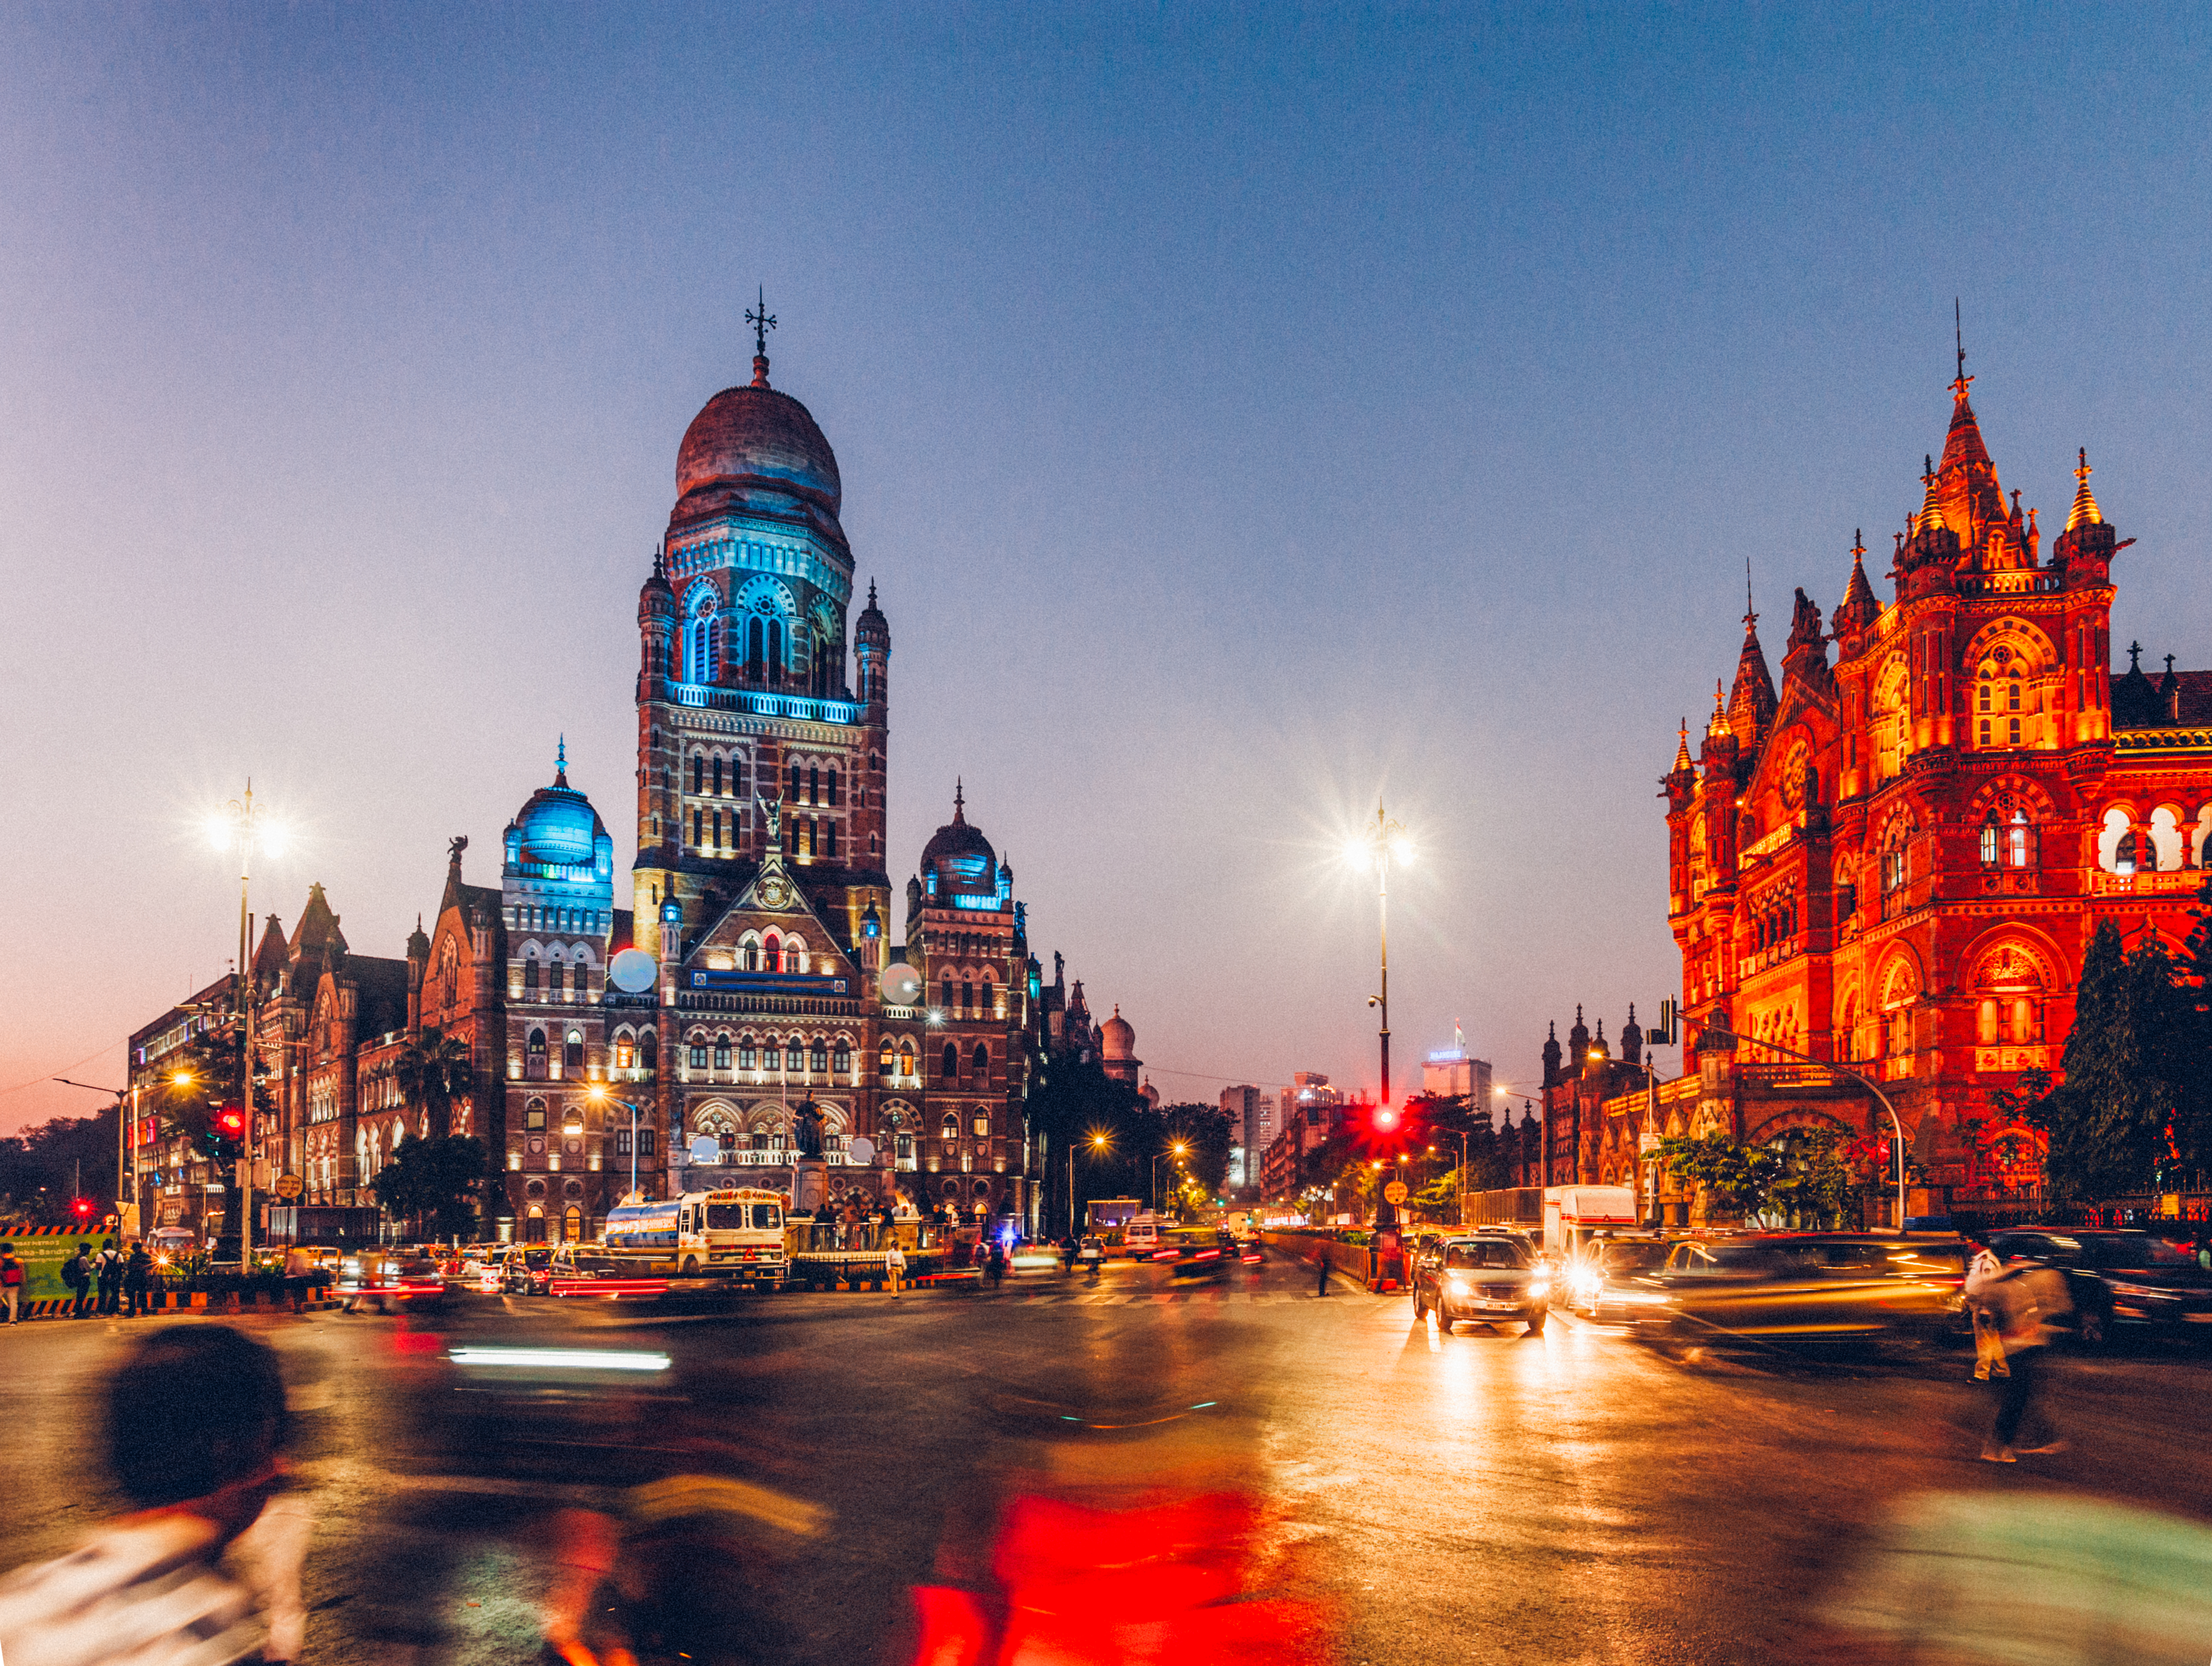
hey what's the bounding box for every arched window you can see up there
[743,939,760,972]
[809,1038,828,1074]
[768,619,783,685]
[738,1036,758,1071]
[564,1029,584,1068]
[1872,661,1909,782]
[690,754,704,794]
[711,755,724,795]
[691,809,703,848]
[973,1111,991,1139]
[613,1032,634,1071]
[898,1041,915,1077]
[879,1041,894,1078]
[732,753,748,800]
[972,1043,990,1081]
[942,1113,959,1144]
[2150,806,2185,872]
[747,617,765,679]
[942,1042,960,1080]
[789,761,802,802]
[763,932,781,971]
[688,609,715,683]
[526,1029,548,1080]
[824,820,838,859]
[2007,810,2034,869]
[784,939,804,974]
[961,980,974,1015]
[808,765,820,805]
[826,766,840,807]
[523,955,540,992]
[639,1030,656,1075]
[525,1097,547,1132]
[713,1035,732,1070]
[833,1039,852,1076]
[1980,815,2001,867]
[2097,807,2135,874]
[687,1033,707,1071]
[940,977,954,1012]
[785,1037,804,1072]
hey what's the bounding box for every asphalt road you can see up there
[5,1254,2212,1665]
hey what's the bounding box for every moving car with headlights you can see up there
[1561,1234,1675,1317]
[1166,1228,1236,1280]
[336,1250,448,1313]
[1986,1229,2212,1347]
[1413,1234,1549,1334]
[1604,1234,1960,1347]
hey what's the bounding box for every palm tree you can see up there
[395,1027,475,1139]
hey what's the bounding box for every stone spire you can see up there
[1726,585,1778,753]
[1834,530,1880,639]
[2067,447,2104,531]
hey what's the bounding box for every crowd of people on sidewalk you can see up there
[0,1236,159,1323]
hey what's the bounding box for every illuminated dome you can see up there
[673,379,841,528]
[1101,1006,1136,1061]
[504,742,613,877]
[919,783,1000,902]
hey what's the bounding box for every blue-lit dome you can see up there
[504,742,613,877]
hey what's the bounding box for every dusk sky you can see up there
[5,4,2211,1134]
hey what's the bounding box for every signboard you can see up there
[688,970,850,996]
[1638,1130,1660,1154]
[1383,1181,1409,1205]
[274,1174,304,1200]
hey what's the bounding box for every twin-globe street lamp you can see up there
[206,784,282,1265]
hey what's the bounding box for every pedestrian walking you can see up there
[987,1240,1006,1290]
[0,1324,312,1664]
[1980,1251,2074,1463]
[283,1244,315,1314]
[885,1240,906,1298]
[1315,1247,1331,1296]
[0,1244,21,1324]
[96,1237,125,1316]
[1962,1235,2009,1382]
[123,1241,153,1317]
[65,1243,95,1319]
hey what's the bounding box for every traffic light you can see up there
[1372,1105,1400,1135]
[205,1102,246,1163]
[70,1197,94,1227]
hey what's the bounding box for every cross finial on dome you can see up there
[747,285,777,386]
[867,578,877,608]
[2068,446,2104,531]
[1951,297,1973,404]
[555,734,569,788]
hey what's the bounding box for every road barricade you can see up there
[789,1250,949,1292]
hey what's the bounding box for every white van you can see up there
[1122,1215,1165,1259]
[602,1187,787,1283]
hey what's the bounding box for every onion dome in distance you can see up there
[918,781,1001,904]
[671,347,842,538]
[1101,1005,1136,1062]
[503,739,614,880]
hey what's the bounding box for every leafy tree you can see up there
[368,1134,492,1241]
[0,1106,120,1223]
[1022,1054,1144,1234]
[1658,1134,1782,1222]
[395,1027,475,1137]
[2025,923,2183,1201]
[1765,1127,1856,1228]
[1140,1102,1236,1205]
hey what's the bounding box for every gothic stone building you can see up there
[1649,363,2212,1204]
[130,341,1133,1243]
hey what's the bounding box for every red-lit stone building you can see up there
[1643,363,2212,1206]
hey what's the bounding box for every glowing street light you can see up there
[1346,802,1412,1118]
[588,1083,648,1198]
[1069,1128,1116,1238]
[208,782,283,1267]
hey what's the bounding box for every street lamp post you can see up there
[209,783,279,1267]
[588,1085,646,1199]
[1150,1141,1188,1213]
[1072,1130,1112,1239]
[1346,804,1413,1114]
[1701,1025,1910,1232]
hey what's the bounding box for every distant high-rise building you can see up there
[1422,1024,1493,1108]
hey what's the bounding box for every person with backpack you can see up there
[0,1244,22,1324]
[123,1241,153,1318]
[64,1243,95,1319]
[96,1238,125,1316]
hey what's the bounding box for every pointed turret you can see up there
[1620,1005,1643,1067]
[1567,1005,1590,1076]
[1833,531,1880,642]
[1726,610,1778,755]
[1672,718,1693,775]
[2066,447,2104,531]
[1541,1021,1563,1089]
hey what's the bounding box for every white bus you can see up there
[601,1187,788,1284]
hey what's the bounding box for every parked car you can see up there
[1986,1229,2212,1348]
[1412,1235,1549,1335]
[1604,1234,1960,1348]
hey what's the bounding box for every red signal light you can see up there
[215,1105,246,1139]
[70,1197,94,1221]
[1372,1106,1399,1133]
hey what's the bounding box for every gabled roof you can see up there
[290,883,346,963]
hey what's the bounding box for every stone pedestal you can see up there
[792,1158,829,1216]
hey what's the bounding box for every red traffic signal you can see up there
[1372,1105,1400,1134]
[70,1197,94,1221]
[215,1104,247,1140]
